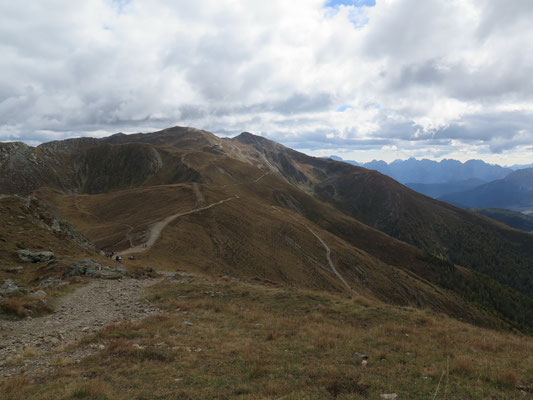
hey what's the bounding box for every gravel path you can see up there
[119,196,236,256]
[0,277,162,379]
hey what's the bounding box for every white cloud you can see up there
[1,0,533,164]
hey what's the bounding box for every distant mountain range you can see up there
[329,156,533,213]
[440,168,533,213]
[509,163,533,170]
[328,156,512,184]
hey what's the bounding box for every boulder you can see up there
[65,259,127,279]
[145,266,153,273]
[17,250,54,263]
[0,279,27,296]
[39,277,61,288]
[64,259,101,277]
[31,290,47,298]
[6,266,24,274]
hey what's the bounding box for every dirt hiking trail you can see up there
[119,196,237,256]
[0,276,164,379]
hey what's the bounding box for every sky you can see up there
[1,0,533,164]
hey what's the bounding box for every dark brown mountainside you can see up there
[2,126,533,332]
[230,133,533,301]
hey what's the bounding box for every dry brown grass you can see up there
[1,376,28,396]
[493,370,520,389]
[68,379,113,399]
[451,355,476,376]
[5,273,533,400]
[470,336,504,353]
[0,296,54,318]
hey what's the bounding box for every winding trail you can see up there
[119,196,237,256]
[304,226,360,296]
[276,205,360,296]
[221,172,268,188]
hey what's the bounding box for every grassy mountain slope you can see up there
[35,139,532,331]
[41,181,503,329]
[2,127,533,331]
[229,133,533,304]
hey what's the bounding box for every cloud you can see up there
[1,0,533,164]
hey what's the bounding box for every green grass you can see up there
[3,273,533,399]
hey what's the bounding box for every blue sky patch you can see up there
[324,0,376,8]
[323,0,375,28]
[336,105,352,112]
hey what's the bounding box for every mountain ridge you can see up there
[2,126,533,332]
[329,155,513,184]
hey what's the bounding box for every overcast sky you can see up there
[1,0,533,164]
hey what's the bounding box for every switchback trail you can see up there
[119,196,237,256]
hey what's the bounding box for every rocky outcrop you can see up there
[64,259,127,279]
[0,279,27,296]
[39,278,62,288]
[17,250,54,263]
[0,142,78,195]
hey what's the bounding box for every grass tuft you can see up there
[0,297,54,318]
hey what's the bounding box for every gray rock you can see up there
[17,250,54,263]
[0,279,27,296]
[64,259,101,277]
[145,266,153,273]
[39,277,61,288]
[65,259,127,279]
[380,394,398,400]
[6,267,24,274]
[115,266,127,275]
[31,290,47,298]
[183,321,193,326]
[353,352,368,360]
